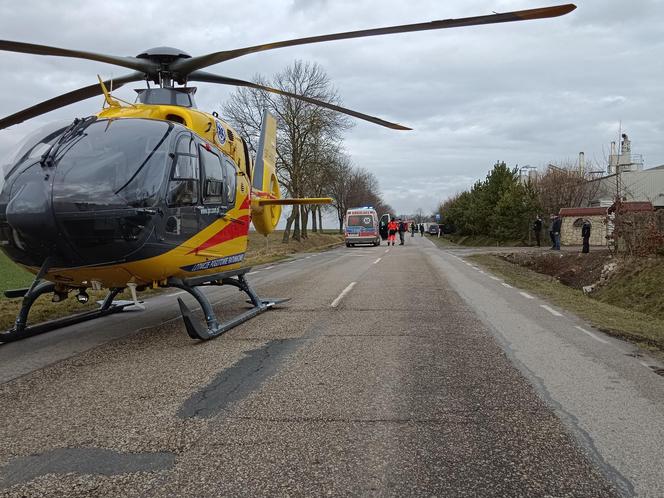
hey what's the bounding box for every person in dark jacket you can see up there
[532,215,543,247]
[397,219,406,245]
[410,222,416,237]
[581,219,591,253]
[548,214,556,248]
[551,214,562,250]
[419,223,424,236]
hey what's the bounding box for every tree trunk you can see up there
[301,206,309,239]
[319,209,323,232]
[292,207,301,242]
[311,206,318,233]
[282,207,297,243]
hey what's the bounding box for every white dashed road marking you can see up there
[489,276,501,281]
[575,325,609,344]
[541,305,563,317]
[167,291,187,297]
[331,282,356,308]
[373,258,382,265]
[501,283,513,289]
[519,291,535,299]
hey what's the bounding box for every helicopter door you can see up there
[163,133,200,249]
[197,143,237,229]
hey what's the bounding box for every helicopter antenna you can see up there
[97,75,137,108]
[97,75,121,108]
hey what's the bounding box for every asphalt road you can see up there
[0,234,662,497]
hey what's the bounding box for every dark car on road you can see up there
[427,224,439,235]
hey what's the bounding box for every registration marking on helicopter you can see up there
[180,253,245,272]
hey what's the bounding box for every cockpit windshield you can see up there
[52,118,173,210]
[5,120,69,178]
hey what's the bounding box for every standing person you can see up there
[397,219,406,245]
[410,222,416,237]
[387,218,398,246]
[551,214,562,250]
[532,215,543,247]
[419,223,424,237]
[581,219,591,254]
[548,214,556,249]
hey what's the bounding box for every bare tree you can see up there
[532,161,602,216]
[222,60,352,242]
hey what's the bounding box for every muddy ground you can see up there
[498,250,611,289]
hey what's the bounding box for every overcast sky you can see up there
[1,0,663,217]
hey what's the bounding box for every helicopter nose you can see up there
[4,167,59,256]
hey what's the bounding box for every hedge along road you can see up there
[0,236,657,496]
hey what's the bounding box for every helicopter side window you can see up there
[223,157,237,206]
[199,145,224,205]
[167,134,199,206]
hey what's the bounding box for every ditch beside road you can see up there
[428,235,664,354]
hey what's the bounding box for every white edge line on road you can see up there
[574,325,609,344]
[247,271,260,275]
[519,291,535,299]
[331,282,356,307]
[541,304,563,317]
[167,290,187,297]
[373,258,382,265]
[305,256,311,259]
[501,282,513,289]
[264,266,274,270]
[489,276,501,281]
[385,249,390,253]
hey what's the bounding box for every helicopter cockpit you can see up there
[0,118,176,266]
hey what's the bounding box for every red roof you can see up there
[559,207,606,217]
[608,201,654,213]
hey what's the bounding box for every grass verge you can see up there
[0,231,343,332]
[468,254,664,351]
[437,234,528,247]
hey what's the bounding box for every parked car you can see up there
[427,224,439,235]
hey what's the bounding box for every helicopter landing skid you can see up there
[167,269,288,341]
[0,285,129,343]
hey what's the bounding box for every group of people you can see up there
[386,219,426,246]
[532,214,591,253]
[410,222,425,237]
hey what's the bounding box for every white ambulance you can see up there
[344,207,380,247]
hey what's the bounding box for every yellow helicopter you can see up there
[0,4,576,342]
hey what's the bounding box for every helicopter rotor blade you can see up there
[0,72,144,130]
[188,71,411,130]
[0,40,155,74]
[173,4,576,74]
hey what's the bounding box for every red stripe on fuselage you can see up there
[186,215,250,254]
[186,198,251,255]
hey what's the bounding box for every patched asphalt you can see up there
[0,239,621,496]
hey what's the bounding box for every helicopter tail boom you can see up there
[256,197,333,206]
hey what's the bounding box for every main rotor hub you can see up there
[136,47,192,64]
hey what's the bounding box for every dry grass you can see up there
[0,230,343,332]
[469,254,664,351]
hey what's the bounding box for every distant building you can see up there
[559,202,655,246]
[559,207,608,246]
[587,133,664,209]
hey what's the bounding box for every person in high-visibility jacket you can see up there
[387,219,398,246]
